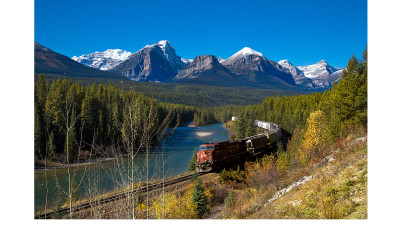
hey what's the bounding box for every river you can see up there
[34,123,229,211]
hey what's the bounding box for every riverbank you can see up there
[34,154,128,171]
[34,123,230,210]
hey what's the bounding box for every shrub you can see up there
[224,189,235,208]
[245,156,278,189]
[151,192,196,219]
[276,151,289,176]
[219,166,243,183]
[286,127,303,167]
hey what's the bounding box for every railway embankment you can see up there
[210,135,367,219]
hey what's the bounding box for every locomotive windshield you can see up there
[207,146,214,150]
[200,146,206,150]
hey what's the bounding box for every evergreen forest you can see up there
[34,75,196,164]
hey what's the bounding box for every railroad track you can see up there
[36,172,206,219]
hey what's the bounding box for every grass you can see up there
[244,137,367,219]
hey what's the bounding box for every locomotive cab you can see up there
[197,144,214,163]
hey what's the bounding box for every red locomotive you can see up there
[196,129,280,172]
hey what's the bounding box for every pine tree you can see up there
[47,131,56,160]
[34,104,46,159]
[187,148,198,172]
[245,112,256,137]
[192,179,208,218]
[236,111,247,138]
[224,188,235,208]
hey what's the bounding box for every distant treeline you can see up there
[34,75,196,162]
[194,48,368,138]
[36,74,313,108]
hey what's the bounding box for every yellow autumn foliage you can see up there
[135,202,147,218]
[150,191,197,219]
[276,152,289,174]
[300,110,330,165]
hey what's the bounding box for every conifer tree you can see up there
[64,108,78,161]
[245,112,256,137]
[47,131,56,160]
[192,179,208,218]
[236,111,247,138]
[187,148,198,172]
[224,188,235,208]
[328,49,368,135]
[34,105,46,159]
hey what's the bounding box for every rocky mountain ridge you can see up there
[279,59,343,88]
[221,47,297,87]
[64,40,343,89]
[108,44,176,82]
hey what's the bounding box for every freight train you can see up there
[196,122,281,172]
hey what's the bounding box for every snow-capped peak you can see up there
[141,40,186,72]
[102,49,132,60]
[298,60,340,79]
[156,40,170,49]
[235,47,263,57]
[143,40,171,52]
[222,47,264,65]
[72,49,132,70]
[278,59,294,67]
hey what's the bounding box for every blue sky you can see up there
[35,0,367,68]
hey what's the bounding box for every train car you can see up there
[246,130,279,155]
[196,139,247,172]
[254,120,282,139]
[246,134,269,154]
[255,120,280,131]
[196,121,282,172]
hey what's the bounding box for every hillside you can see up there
[34,42,129,80]
[241,137,367,219]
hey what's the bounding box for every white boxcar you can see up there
[255,120,274,130]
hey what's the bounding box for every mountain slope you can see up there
[278,60,315,88]
[175,55,233,79]
[152,40,187,72]
[172,55,256,87]
[221,47,296,88]
[71,49,132,70]
[34,42,128,80]
[297,60,341,79]
[108,44,176,82]
[279,59,344,88]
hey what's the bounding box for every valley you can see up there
[34,41,367,220]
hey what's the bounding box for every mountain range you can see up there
[36,40,344,89]
[34,42,128,80]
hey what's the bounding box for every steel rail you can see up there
[36,172,206,219]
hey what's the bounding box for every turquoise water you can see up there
[34,123,229,210]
